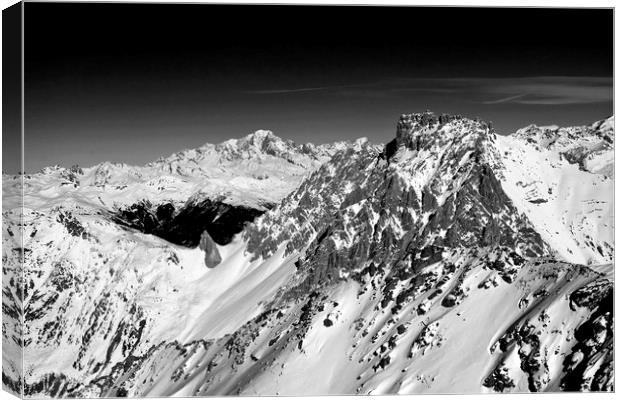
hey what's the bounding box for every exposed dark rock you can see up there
[561,286,613,391]
[155,203,175,222]
[112,199,267,247]
[382,138,399,161]
[569,280,612,311]
[57,211,88,239]
[483,365,515,392]
[528,198,548,204]
[441,294,457,308]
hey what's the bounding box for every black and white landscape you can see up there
[1,3,614,398]
[3,112,615,395]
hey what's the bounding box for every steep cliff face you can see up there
[245,113,545,265]
[2,113,613,397]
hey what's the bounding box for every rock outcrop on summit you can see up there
[2,113,613,397]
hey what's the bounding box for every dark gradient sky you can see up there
[18,3,613,173]
[2,2,21,174]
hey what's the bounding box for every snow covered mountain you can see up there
[2,113,613,397]
[495,117,614,266]
[13,130,350,212]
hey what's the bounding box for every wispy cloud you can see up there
[478,77,612,105]
[482,93,530,105]
[245,82,374,95]
[242,76,612,106]
[246,86,333,94]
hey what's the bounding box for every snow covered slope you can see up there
[2,130,354,397]
[495,117,613,265]
[2,113,613,397]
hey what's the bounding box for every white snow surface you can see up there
[494,117,614,265]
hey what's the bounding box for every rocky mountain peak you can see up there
[245,111,541,266]
[228,129,287,154]
[396,111,464,133]
[244,129,278,145]
[214,130,309,162]
[384,111,494,161]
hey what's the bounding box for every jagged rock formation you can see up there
[2,113,613,397]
